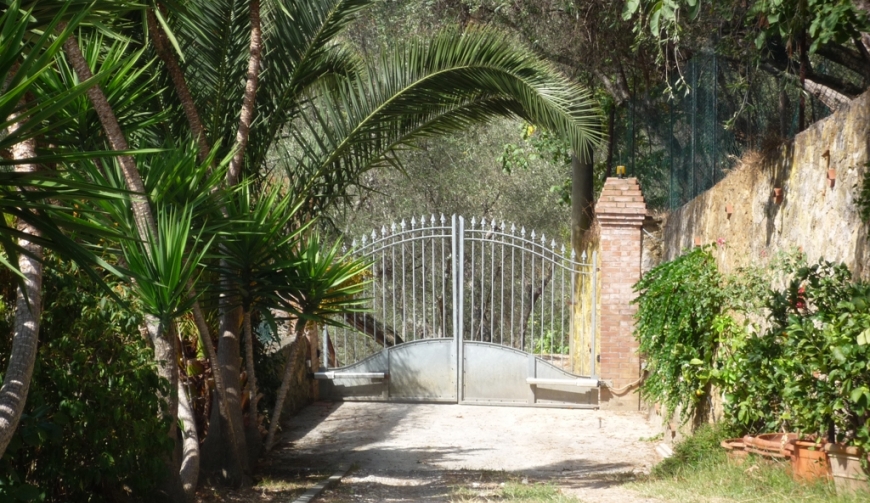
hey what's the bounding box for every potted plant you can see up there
[779,266,870,493]
[787,438,830,482]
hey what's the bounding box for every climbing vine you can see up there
[633,246,727,422]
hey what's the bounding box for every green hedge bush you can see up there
[0,256,171,502]
[635,248,870,452]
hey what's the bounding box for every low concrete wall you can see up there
[664,90,870,276]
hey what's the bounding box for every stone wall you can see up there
[664,90,870,276]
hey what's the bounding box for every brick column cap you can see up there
[595,177,647,226]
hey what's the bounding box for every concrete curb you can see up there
[291,463,350,503]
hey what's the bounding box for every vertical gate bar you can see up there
[401,220,407,343]
[431,215,436,337]
[451,215,458,341]
[451,215,458,400]
[540,235,545,359]
[560,246,565,369]
[361,238,367,357]
[421,215,427,339]
[469,218,475,342]
[382,227,387,348]
[530,232,535,354]
[510,225,516,348]
[480,220,486,341]
[391,224,396,345]
[457,216,465,402]
[411,218,416,341]
[520,227,525,351]
[441,215,447,338]
[490,221,495,344]
[590,250,598,377]
[500,223,505,346]
[550,241,555,362]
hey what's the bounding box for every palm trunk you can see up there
[177,376,199,500]
[204,0,264,476]
[243,310,260,422]
[0,124,42,460]
[226,0,263,186]
[63,31,185,498]
[265,319,307,451]
[201,297,250,483]
[189,291,245,467]
[147,10,210,163]
[145,9,252,477]
[61,31,156,240]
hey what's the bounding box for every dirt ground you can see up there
[248,401,664,502]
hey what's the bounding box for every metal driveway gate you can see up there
[317,215,599,408]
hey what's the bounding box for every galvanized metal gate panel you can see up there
[317,215,599,408]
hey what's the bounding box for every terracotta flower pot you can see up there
[721,438,748,463]
[824,443,870,495]
[743,433,797,459]
[787,440,830,482]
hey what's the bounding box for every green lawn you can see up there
[629,427,870,503]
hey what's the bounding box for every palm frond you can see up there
[282,27,603,216]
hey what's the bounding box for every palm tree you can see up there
[3,0,603,495]
[157,1,601,482]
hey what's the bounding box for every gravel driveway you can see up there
[263,401,663,502]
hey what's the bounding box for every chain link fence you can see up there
[613,52,834,210]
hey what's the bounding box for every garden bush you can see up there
[0,256,172,502]
[635,247,870,454]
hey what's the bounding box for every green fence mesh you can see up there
[614,52,833,210]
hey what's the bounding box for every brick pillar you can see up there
[594,177,646,410]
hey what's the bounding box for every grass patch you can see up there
[631,425,870,503]
[452,480,581,502]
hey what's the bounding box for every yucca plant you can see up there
[264,234,370,451]
[3,0,604,496]
[217,182,306,435]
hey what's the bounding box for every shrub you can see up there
[0,256,172,502]
[633,246,727,423]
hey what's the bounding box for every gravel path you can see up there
[263,401,663,502]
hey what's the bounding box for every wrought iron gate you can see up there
[316,215,599,408]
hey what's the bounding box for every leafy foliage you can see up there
[0,256,171,501]
[633,246,726,422]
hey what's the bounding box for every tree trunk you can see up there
[0,123,42,460]
[226,0,263,186]
[177,375,199,500]
[518,266,553,351]
[201,298,250,484]
[63,31,185,499]
[265,319,308,451]
[242,309,263,462]
[61,31,156,239]
[201,0,264,479]
[341,312,403,346]
[571,144,595,256]
[243,310,259,418]
[605,104,616,179]
[189,291,245,469]
[147,10,210,163]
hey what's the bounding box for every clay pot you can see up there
[743,433,798,459]
[787,440,830,482]
[824,443,870,495]
[721,438,748,463]
[773,188,784,204]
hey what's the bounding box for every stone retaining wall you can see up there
[663,90,870,276]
